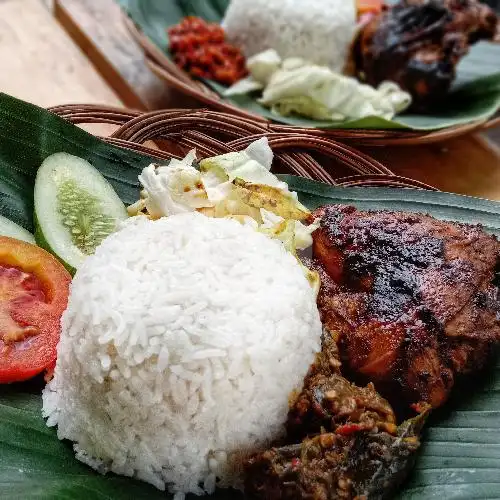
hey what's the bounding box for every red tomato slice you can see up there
[0,236,71,383]
[357,0,383,16]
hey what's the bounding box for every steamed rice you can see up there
[222,0,356,72]
[42,213,322,498]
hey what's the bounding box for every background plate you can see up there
[117,0,500,132]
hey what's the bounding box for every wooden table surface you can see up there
[12,0,500,200]
[0,0,121,108]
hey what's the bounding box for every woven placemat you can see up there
[49,104,435,189]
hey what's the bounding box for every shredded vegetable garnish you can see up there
[128,138,319,292]
[225,49,412,121]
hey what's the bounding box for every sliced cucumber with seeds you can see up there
[34,152,127,274]
[0,215,36,244]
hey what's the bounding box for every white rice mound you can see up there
[222,0,357,72]
[42,213,322,498]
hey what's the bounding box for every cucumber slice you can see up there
[34,152,127,274]
[0,215,36,244]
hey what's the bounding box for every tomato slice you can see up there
[357,0,383,16]
[0,236,71,383]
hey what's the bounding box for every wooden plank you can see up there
[54,0,500,199]
[0,0,120,108]
[362,136,500,200]
[54,0,199,110]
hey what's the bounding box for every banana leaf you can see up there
[116,0,500,131]
[0,92,499,499]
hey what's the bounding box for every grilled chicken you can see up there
[350,0,500,110]
[244,205,500,498]
[312,204,500,411]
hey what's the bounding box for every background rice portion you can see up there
[42,213,322,498]
[222,0,356,72]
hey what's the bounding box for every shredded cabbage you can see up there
[225,50,412,121]
[129,138,319,291]
[137,160,212,218]
[260,210,319,251]
[199,137,285,189]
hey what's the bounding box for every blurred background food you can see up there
[0,0,494,206]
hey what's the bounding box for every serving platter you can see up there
[0,94,499,499]
[117,0,500,145]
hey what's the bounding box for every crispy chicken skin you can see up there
[312,205,500,410]
[350,0,500,110]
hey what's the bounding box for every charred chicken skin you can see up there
[351,0,500,110]
[312,205,500,411]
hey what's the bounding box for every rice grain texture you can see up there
[42,213,321,498]
[222,0,356,72]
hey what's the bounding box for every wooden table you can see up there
[0,0,121,108]
[0,0,124,138]
[20,0,500,200]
